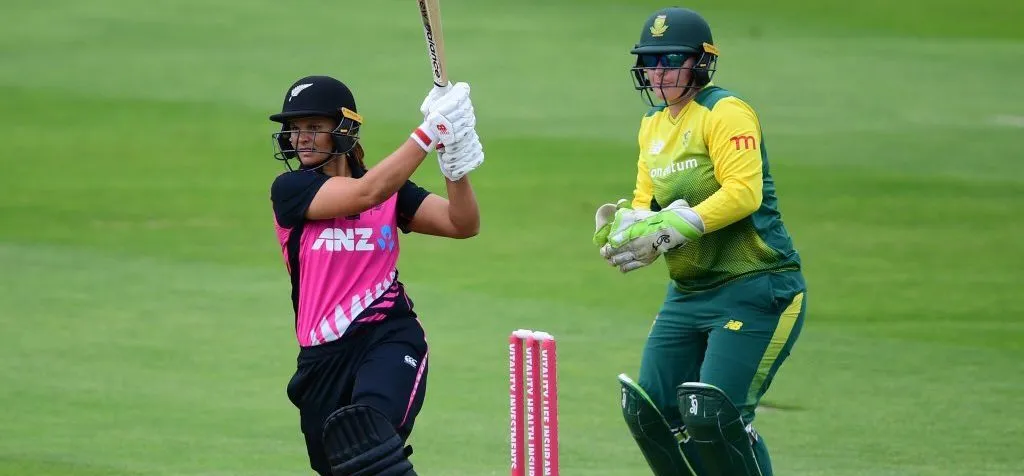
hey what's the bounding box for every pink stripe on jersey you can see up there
[401,318,429,427]
[274,195,407,347]
[360,313,387,323]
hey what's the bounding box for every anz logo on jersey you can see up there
[312,228,375,252]
[311,226,397,253]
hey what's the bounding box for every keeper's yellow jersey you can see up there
[632,85,801,291]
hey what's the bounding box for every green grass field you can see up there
[2,0,1022,474]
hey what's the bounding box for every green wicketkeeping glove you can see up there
[593,199,655,247]
[600,199,705,273]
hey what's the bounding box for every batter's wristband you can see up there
[410,120,439,152]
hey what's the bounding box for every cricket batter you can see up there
[593,7,808,476]
[268,76,482,476]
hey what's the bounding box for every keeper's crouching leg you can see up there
[677,383,763,476]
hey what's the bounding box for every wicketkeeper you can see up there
[594,7,809,476]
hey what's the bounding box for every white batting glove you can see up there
[438,128,484,181]
[420,81,452,119]
[410,82,476,152]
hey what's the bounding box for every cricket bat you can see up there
[416,0,448,87]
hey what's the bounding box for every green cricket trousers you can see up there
[638,269,807,474]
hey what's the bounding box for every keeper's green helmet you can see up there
[630,7,719,106]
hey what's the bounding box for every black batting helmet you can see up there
[270,75,364,173]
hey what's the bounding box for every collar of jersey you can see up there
[664,82,715,125]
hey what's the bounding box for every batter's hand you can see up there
[420,81,452,119]
[411,82,476,152]
[437,128,484,181]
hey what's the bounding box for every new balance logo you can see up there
[312,228,374,252]
[648,139,665,155]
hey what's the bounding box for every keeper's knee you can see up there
[677,382,763,476]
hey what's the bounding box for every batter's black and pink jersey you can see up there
[270,170,429,347]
